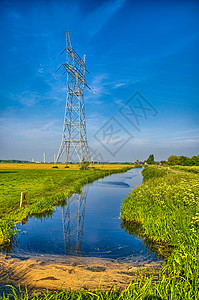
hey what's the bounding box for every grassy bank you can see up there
[1,165,198,299]
[121,166,199,299]
[0,164,134,246]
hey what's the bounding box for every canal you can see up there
[9,168,159,262]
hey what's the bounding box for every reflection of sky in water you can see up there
[9,168,159,262]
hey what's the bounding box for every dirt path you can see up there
[0,254,162,292]
[167,168,186,174]
[158,166,186,174]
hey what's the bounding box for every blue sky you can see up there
[0,0,198,162]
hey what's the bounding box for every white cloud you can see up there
[112,82,126,89]
[15,91,39,107]
[0,116,60,140]
[86,73,110,103]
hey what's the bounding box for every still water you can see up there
[10,168,159,261]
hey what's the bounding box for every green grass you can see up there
[1,271,198,300]
[121,166,199,299]
[1,165,199,299]
[0,281,164,300]
[170,165,199,174]
[0,167,131,245]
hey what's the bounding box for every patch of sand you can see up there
[0,254,162,292]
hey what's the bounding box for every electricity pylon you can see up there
[62,186,88,255]
[55,31,91,164]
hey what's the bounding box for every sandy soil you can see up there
[0,253,162,292]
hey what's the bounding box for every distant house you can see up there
[135,160,144,165]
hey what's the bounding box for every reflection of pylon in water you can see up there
[62,186,88,255]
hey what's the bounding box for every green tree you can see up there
[79,160,90,170]
[168,155,180,165]
[179,156,193,166]
[146,154,155,164]
[192,155,199,166]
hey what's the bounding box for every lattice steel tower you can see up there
[55,31,91,164]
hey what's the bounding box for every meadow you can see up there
[1,164,198,299]
[0,163,133,246]
[121,166,199,299]
[169,165,199,174]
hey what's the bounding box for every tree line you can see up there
[145,154,199,166]
[167,155,199,166]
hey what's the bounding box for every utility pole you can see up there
[55,31,91,165]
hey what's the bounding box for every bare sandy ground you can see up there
[0,253,162,292]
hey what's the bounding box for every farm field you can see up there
[0,163,133,170]
[0,163,133,246]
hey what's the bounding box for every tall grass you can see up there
[121,166,199,299]
[170,165,199,174]
[1,272,198,299]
